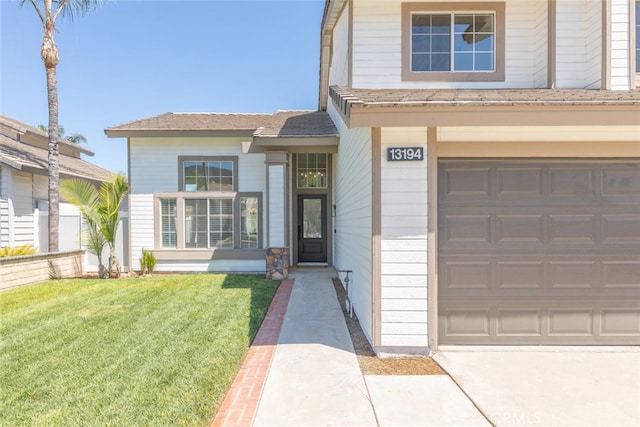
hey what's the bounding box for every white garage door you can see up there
[438,159,640,345]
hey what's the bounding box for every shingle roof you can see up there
[0,115,94,157]
[107,112,273,132]
[331,86,640,108]
[105,110,338,138]
[255,111,338,137]
[0,133,113,182]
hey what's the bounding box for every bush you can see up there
[0,245,38,258]
[139,249,157,275]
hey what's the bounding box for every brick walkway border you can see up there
[211,278,294,427]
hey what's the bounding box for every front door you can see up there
[297,195,327,263]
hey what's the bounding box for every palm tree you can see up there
[21,0,101,253]
[38,124,87,144]
[60,174,129,278]
[66,133,87,144]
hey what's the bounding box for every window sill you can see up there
[401,70,505,82]
[151,248,266,261]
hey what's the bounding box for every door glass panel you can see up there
[302,199,322,239]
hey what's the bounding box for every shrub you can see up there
[139,249,157,275]
[0,245,38,258]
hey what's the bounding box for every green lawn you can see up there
[0,274,278,426]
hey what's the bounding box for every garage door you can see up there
[438,160,640,345]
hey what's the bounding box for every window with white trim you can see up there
[160,198,177,248]
[156,156,261,250]
[240,196,259,248]
[297,153,328,189]
[182,160,233,191]
[402,2,505,82]
[635,1,639,75]
[411,13,495,72]
[184,198,233,249]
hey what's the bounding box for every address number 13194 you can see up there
[387,147,424,161]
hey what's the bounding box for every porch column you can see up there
[264,151,289,248]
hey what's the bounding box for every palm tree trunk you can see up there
[46,64,60,253]
[42,20,60,253]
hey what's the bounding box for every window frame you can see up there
[401,2,506,82]
[178,156,239,192]
[296,153,329,189]
[633,0,639,87]
[154,192,263,251]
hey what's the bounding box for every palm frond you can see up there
[60,179,100,222]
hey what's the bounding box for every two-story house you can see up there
[107,0,640,354]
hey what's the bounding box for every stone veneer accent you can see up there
[266,247,288,280]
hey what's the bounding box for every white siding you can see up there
[585,0,603,88]
[11,172,34,247]
[556,0,602,88]
[128,137,269,271]
[267,165,285,247]
[154,260,264,273]
[129,137,266,194]
[0,198,8,248]
[329,102,374,344]
[351,0,540,89]
[32,174,47,201]
[129,194,154,271]
[380,128,429,348]
[329,3,350,87]
[0,166,9,248]
[534,0,549,87]
[610,0,631,89]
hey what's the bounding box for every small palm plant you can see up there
[60,174,129,278]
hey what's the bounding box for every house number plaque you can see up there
[387,147,424,161]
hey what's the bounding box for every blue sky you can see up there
[0,0,325,174]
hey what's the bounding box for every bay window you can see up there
[156,156,262,251]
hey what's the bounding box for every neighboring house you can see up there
[0,115,123,271]
[107,0,640,354]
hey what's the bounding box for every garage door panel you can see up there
[443,262,491,289]
[496,309,542,336]
[549,262,596,288]
[496,215,544,245]
[439,159,640,345]
[600,309,640,336]
[443,309,491,337]
[602,215,640,243]
[548,309,594,336]
[601,165,640,196]
[444,215,491,244]
[442,168,491,200]
[602,261,640,288]
[549,167,595,197]
[497,262,544,289]
[497,167,543,197]
[548,215,597,244]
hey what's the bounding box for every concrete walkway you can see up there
[251,268,487,427]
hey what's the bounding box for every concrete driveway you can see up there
[434,347,640,427]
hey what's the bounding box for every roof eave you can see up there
[347,104,640,127]
[105,129,258,138]
[243,136,340,154]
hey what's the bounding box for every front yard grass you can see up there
[0,274,278,426]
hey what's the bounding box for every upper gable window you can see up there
[179,156,238,192]
[402,2,505,82]
[297,153,328,189]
